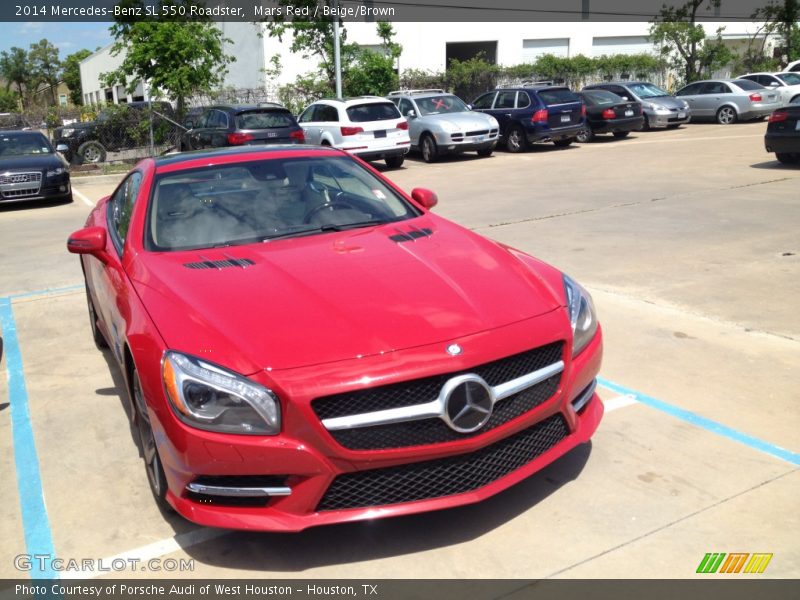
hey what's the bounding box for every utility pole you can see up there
[333,0,342,97]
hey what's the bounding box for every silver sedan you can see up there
[388,90,499,162]
[675,79,782,124]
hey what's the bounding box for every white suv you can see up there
[298,97,410,168]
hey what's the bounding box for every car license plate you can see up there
[560,114,570,123]
[624,109,634,117]
[472,135,486,142]
[678,111,686,119]
[374,130,387,138]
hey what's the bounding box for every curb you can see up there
[69,173,126,186]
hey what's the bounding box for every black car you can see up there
[52,101,176,165]
[470,86,585,152]
[765,103,800,164]
[576,89,644,142]
[0,130,71,204]
[179,104,305,151]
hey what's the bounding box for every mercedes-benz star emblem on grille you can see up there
[441,374,494,433]
[446,343,462,356]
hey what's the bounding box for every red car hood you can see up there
[130,216,562,373]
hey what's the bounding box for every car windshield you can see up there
[415,95,469,115]
[148,156,421,251]
[776,73,800,85]
[0,133,53,157]
[581,90,622,106]
[628,83,670,98]
[345,102,401,122]
[235,110,295,129]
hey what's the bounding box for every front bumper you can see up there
[432,130,499,154]
[647,110,690,127]
[152,312,604,532]
[0,175,71,203]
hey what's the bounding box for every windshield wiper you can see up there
[260,220,385,242]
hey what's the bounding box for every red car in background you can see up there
[67,146,603,531]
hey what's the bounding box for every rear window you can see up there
[732,79,764,91]
[581,90,622,106]
[236,110,296,129]
[537,89,580,105]
[346,102,401,122]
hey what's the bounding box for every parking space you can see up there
[0,122,798,579]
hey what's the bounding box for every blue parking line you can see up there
[0,297,58,579]
[8,284,83,301]
[597,376,800,466]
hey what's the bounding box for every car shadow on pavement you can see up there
[0,197,73,213]
[177,441,593,572]
[750,160,798,170]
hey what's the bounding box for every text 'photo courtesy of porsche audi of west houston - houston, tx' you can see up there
[67,145,603,531]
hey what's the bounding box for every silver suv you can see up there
[298,96,410,168]
[387,90,499,162]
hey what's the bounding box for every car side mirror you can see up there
[769,82,780,87]
[67,226,109,261]
[411,188,438,210]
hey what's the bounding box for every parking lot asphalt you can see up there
[0,121,798,580]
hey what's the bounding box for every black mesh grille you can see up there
[312,341,564,420]
[317,413,569,511]
[329,374,560,450]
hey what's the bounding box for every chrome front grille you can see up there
[312,342,565,450]
[0,171,42,198]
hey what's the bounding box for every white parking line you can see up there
[60,528,227,579]
[603,394,639,412]
[71,186,94,207]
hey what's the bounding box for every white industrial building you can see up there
[79,20,776,105]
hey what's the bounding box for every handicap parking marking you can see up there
[0,296,58,579]
[597,376,800,466]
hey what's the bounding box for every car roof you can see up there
[495,86,571,92]
[316,96,394,105]
[208,104,289,112]
[0,129,44,136]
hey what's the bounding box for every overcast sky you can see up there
[0,22,112,58]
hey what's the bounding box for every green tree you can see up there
[0,47,31,108]
[0,88,19,111]
[28,39,62,105]
[62,49,93,105]
[102,0,234,120]
[649,0,731,85]
[754,0,800,66]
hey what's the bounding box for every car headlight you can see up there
[46,167,66,177]
[162,351,280,435]
[61,128,75,137]
[563,274,598,356]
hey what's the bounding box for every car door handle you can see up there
[504,113,512,117]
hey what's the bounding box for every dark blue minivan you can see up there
[470,86,585,152]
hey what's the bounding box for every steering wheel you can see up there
[303,198,360,224]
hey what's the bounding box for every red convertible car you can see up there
[67,146,603,531]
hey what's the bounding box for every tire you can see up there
[790,96,800,105]
[85,284,108,349]
[642,115,651,131]
[576,128,593,143]
[476,147,493,157]
[62,193,74,204]
[385,155,405,168]
[76,140,107,164]
[131,369,171,512]
[716,106,737,125]
[612,131,630,139]
[420,134,438,163]
[505,126,527,153]
[776,153,800,164]
[554,138,573,148]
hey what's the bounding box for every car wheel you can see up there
[505,126,526,153]
[385,155,405,168]
[553,138,573,148]
[716,106,737,125]
[131,369,171,512]
[641,115,651,131]
[476,147,493,157]
[85,284,108,349]
[576,128,593,143]
[77,141,107,164]
[420,134,438,163]
[776,152,800,164]
[62,193,74,204]
[612,131,630,138]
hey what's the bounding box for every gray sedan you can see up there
[582,81,690,129]
[388,90,499,162]
[675,79,781,124]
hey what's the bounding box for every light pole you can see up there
[333,0,342,97]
